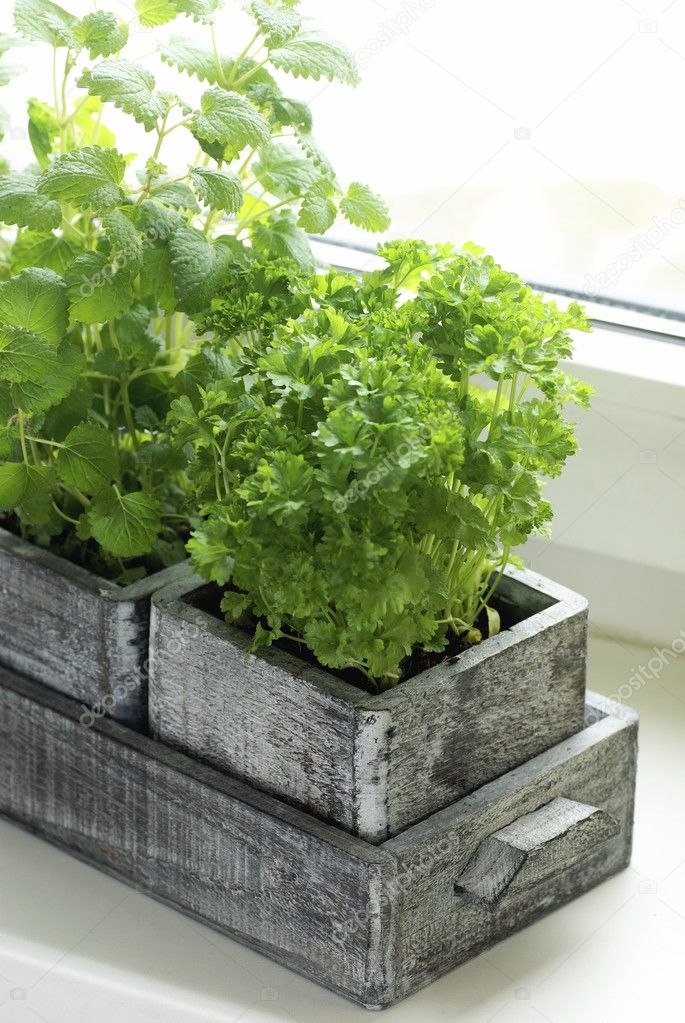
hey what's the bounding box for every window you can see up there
[3,1,685,317]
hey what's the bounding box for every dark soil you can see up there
[186,583,528,694]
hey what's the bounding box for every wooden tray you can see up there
[0,527,187,728]
[150,564,588,841]
[0,667,637,1010]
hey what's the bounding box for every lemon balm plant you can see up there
[0,0,387,726]
[0,0,388,581]
[174,241,592,690]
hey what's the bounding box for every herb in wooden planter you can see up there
[175,241,592,689]
[0,0,387,583]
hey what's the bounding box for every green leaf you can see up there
[38,146,127,213]
[294,130,334,178]
[0,327,63,382]
[11,231,81,275]
[56,422,119,495]
[253,141,320,199]
[251,209,314,270]
[268,30,360,85]
[191,88,270,151]
[169,225,238,313]
[189,166,243,213]
[0,62,24,87]
[102,209,144,270]
[134,0,179,27]
[160,36,232,85]
[27,97,60,169]
[137,0,222,25]
[149,180,199,211]
[0,34,19,57]
[74,12,129,59]
[89,487,161,557]
[298,183,336,234]
[65,252,133,324]
[340,182,390,233]
[79,61,171,132]
[0,462,53,511]
[10,341,83,414]
[249,0,301,46]
[0,172,61,230]
[14,0,77,47]
[0,267,68,342]
[171,0,222,23]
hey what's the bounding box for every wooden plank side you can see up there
[377,607,588,837]
[0,532,187,728]
[0,668,393,1007]
[149,597,361,833]
[384,701,638,1001]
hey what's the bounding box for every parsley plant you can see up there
[0,0,387,581]
[175,241,592,689]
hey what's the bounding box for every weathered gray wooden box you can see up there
[149,565,588,841]
[0,666,637,1010]
[0,527,186,729]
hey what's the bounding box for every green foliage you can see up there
[178,243,592,690]
[0,0,384,580]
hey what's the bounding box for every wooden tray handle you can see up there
[454,796,621,907]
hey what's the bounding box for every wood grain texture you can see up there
[150,565,588,841]
[0,528,187,729]
[383,698,638,1001]
[0,670,637,1010]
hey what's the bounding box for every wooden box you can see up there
[0,667,637,1010]
[0,527,187,729]
[149,564,588,841]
